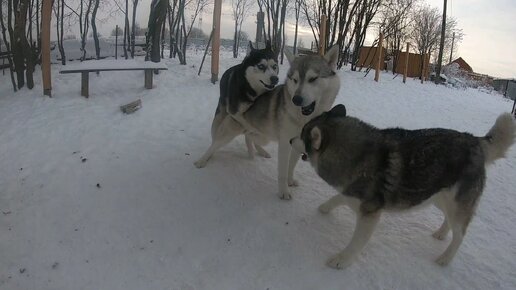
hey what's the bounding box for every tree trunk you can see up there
[123,0,129,59]
[91,0,101,59]
[131,0,139,58]
[145,0,168,62]
[233,20,238,58]
[13,0,35,89]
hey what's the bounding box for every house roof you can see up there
[449,57,473,73]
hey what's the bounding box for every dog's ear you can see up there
[329,104,346,118]
[310,127,322,150]
[324,45,339,71]
[284,49,295,65]
[249,41,255,51]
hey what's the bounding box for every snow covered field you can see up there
[1,50,515,290]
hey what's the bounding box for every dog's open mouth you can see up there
[260,80,275,90]
[301,101,316,115]
[301,153,308,161]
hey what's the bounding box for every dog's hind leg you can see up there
[194,117,244,168]
[327,211,381,269]
[320,193,361,214]
[435,179,483,266]
[432,193,451,240]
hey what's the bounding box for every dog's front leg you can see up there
[277,137,292,200]
[287,148,300,187]
[327,211,380,269]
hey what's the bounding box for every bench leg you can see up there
[81,72,89,98]
[145,69,153,89]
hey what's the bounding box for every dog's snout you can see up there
[270,76,279,85]
[292,95,303,106]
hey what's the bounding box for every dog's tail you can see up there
[481,113,516,165]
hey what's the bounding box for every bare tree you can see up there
[91,0,101,59]
[131,0,139,58]
[13,0,36,88]
[409,5,441,59]
[231,0,253,58]
[256,0,289,62]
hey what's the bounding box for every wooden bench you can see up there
[59,59,168,98]
[0,51,13,71]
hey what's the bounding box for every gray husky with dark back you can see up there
[195,47,341,200]
[291,105,516,269]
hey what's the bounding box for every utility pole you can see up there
[435,0,447,84]
[449,32,455,63]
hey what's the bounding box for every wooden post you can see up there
[318,15,327,55]
[81,72,89,98]
[374,32,383,82]
[41,0,52,97]
[210,0,222,83]
[421,53,426,84]
[403,42,410,83]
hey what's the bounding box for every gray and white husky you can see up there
[291,104,516,269]
[195,46,341,200]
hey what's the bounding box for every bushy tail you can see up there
[481,113,516,165]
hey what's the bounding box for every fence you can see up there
[358,46,430,79]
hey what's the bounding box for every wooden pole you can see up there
[318,14,327,55]
[41,0,52,97]
[374,32,383,82]
[403,42,410,83]
[210,0,222,83]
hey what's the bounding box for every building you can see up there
[449,57,473,73]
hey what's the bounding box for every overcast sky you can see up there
[103,0,515,78]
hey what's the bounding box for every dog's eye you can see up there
[272,64,278,70]
[293,78,298,84]
[257,64,266,70]
[308,77,318,83]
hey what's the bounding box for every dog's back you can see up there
[314,114,515,212]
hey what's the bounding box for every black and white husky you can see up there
[212,41,279,158]
[291,105,516,269]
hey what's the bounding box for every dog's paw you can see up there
[318,203,331,214]
[326,254,352,270]
[279,192,292,200]
[432,231,447,241]
[435,254,452,266]
[194,159,207,168]
[288,179,299,187]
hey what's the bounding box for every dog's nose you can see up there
[292,95,303,106]
[289,138,293,145]
[270,76,279,85]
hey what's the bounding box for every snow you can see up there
[1,50,516,290]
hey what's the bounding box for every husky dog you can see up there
[215,41,279,158]
[291,104,516,269]
[195,46,341,200]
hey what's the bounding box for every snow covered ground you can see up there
[1,50,515,290]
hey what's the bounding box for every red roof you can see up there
[450,57,473,73]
